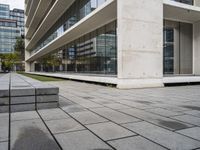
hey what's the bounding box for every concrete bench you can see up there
[0,73,59,112]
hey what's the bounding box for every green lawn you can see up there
[18,72,65,82]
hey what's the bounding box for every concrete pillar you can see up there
[194,0,200,7]
[59,64,63,72]
[117,0,164,88]
[30,62,35,72]
[193,21,200,75]
[174,24,180,74]
[25,49,31,72]
[13,65,16,72]
[0,59,2,72]
[25,62,31,72]
[179,23,193,74]
[41,64,44,72]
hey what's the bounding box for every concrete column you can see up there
[0,59,2,72]
[117,0,164,88]
[174,25,180,74]
[30,62,35,72]
[193,21,200,75]
[65,63,68,72]
[59,64,63,72]
[25,49,31,72]
[194,0,200,7]
[41,64,44,72]
[179,23,193,74]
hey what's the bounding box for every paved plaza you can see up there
[1,78,200,150]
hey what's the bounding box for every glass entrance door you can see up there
[163,28,174,74]
[163,20,193,76]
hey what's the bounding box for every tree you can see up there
[0,37,25,72]
[37,53,62,72]
[14,37,25,61]
[0,53,18,72]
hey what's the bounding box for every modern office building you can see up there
[0,4,24,54]
[0,18,20,53]
[0,4,9,19]
[10,9,25,36]
[25,0,200,88]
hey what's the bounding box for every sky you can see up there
[0,0,24,10]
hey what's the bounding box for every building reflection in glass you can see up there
[35,21,117,75]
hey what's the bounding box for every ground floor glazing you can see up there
[30,19,194,76]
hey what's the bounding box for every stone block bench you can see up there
[0,73,59,112]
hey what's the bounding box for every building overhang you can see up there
[164,0,200,23]
[25,0,40,28]
[25,0,75,50]
[26,0,117,62]
[25,0,32,15]
[26,0,53,38]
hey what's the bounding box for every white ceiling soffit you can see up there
[26,0,75,50]
[26,0,117,62]
[164,0,200,23]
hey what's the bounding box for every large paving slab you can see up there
[10,86,35,97]
[1,77,200,150]
[0,142,8,150]
[62,104,87,113]
[171,115,200,126]
[0,85,9,98]
[45,118,85,134]
[108,136,167,150]
[11,111,39,121]
[70,111,108,125]
[145,107,183,117]
[184,110,200,118]
[123,121,200,150]
[11,96,35,104]
[103,102,132,110]
[176,127,200,141]
[119,108,193,130]
[90,107,141,124]
[38,108,70,121]
[55,130,113,150]
[0,73,59,112]
[0,113,9,142]
[86,122,136,141]
[11,104,35,112]
[0,97,9,105]
[11,119,60,150]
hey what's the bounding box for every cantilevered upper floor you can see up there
[25,0,200,62]
[25,0,116,60]
[24,0,200,89]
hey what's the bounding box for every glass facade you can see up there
[35,21,117,75]
[0,4,9,19]
[163,20,193,75]
[163,28,174,74]
[10,9,25,36]
[0,4,24,54]
[31,0,107,55]
[0,20,20,53]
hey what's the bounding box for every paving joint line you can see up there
[59,96,169,150]
[109,106,196,132]
[35,88,63,150]
[13,74,63,150]
[105,135,138,142]
[88,109,170,150]
[59,87,200,149]
[52,129,87,136]
[59,106,117,150]
[8,73,11,150]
